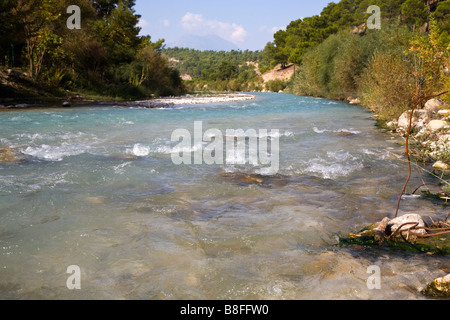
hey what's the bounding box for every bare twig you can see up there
[412,183,449,196]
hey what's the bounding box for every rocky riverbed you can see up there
[131,93,256,108]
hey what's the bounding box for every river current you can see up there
[0,92,448,299]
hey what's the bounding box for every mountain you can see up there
[169,34,240,51]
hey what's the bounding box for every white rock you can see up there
[428,120,447,132]
[397,109,429,131]
[437,109,450,117]
[386,120,398,130]
[348,98,361,105]
[389,214,427,237]
[424,98,442,110]
[433,161,450,171]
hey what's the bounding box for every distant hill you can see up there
[169,34,240,51]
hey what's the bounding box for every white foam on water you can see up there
[401,194,421,200]
[303,161,364,180]
[22,143,91,161]
[313,127,327,134]
[171,142,203,154]
[127,141,205,157]
[128,144,150,157]
[300,151,364,180]
[113,161,133,174]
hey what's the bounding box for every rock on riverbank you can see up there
[386,98,450,169]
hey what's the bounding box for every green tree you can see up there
[11,0,61,78]
[401,0,429,29]
[435,0,450,43]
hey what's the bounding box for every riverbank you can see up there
[0,93,256,111]
[1,68,255,110]
[378,97,450,176]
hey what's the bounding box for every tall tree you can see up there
[11,0,61,78]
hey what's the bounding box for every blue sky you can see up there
[134,0,333,51]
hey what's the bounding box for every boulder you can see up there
[352,24,366,36]
[433,161,450,171]
[347,97,361,105]
[437,109,450,117]
[427,120,447,132]
[424,98,442,111]
[0,147,23,164]
[397,109,430,132]
[419,22,429,33]
[421,274,450,298]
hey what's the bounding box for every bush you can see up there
[266,79,287,92]
[359,49,416,120]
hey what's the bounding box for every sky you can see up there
[134,0,333,51]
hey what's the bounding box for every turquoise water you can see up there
[0,92,447,299]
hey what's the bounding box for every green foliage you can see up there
[265,79,287,93]
[286,0,450,121]
[288,28,402,100]
[2,0,182,99]
[163,47,262,92]
[401,0,429,29]
[359,49,416,120]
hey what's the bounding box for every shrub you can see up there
[266,79,287,92]
[359,49,415,120]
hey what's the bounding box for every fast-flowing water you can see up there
[0,92,448,299]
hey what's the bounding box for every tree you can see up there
[0,0,17,66]
[435,0,450,41]
[11,0,61,78]
[401,0,429,29]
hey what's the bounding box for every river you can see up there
[0,92,447,299]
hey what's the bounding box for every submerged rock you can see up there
[219,172,289,188]
[421,274,450,298]
[0,147,24,164]
[85,197,105,205]
[334,131,355,137]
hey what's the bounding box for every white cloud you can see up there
[163,19,170,27]
[181,12,248,45]
[270,26,286,34]
[137,18,149,28]
[259,25,286,35]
